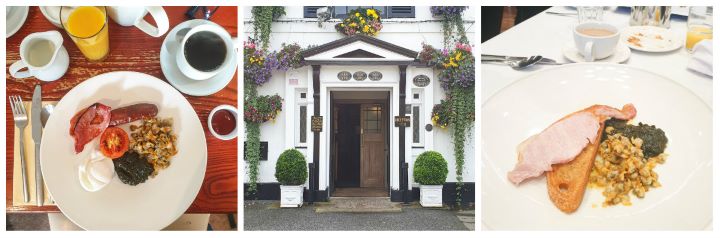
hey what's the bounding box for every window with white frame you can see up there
[295,89,309,147]
[410,89,424,147]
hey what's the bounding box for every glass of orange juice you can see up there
[686,6,713,52]
[60,6,110,61]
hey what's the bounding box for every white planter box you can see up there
[280,185,304,208]
[420,185,443,207]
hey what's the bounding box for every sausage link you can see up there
[108,103,158,126]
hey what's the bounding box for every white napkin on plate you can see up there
[688,39,713,77]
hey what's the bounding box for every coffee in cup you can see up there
[573,22,620,61]
[175,24,234,80]
[184,31,227,72]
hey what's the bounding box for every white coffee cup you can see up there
[573,22,620,62]
[107,6,169,37]
[9,31,69,82]
[175,24,234,80]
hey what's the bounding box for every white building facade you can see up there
[243,6,475,203]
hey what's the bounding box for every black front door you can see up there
[334,103,361,187]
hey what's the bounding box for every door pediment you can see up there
[302,35,418,64]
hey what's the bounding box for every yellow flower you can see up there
[340,23,344,27]
[363,25,370,33]
[355,12,360,17]
[361,19,366,25]
[455,52,462,61]
[349,22,357,27]
[367,9,376,15]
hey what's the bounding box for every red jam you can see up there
[211,109,236,135]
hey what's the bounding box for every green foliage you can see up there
[432,7,469,48]
[275,149,308,185]
[413,151,449,185]
[251,6,286,50]
[449,86,474,205]
[245,122,260,197]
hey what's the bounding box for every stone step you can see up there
[315,197,402,213]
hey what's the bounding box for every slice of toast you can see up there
[546,123,604,213]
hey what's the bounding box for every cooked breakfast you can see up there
[99,127,130,159]
[108,103,158,126]
[129,117,177,176]
[70,103,111,153]
[589,120,668,206]
[510,104,669,213]
[70,102,177,189]
[508,104,637,185]
[113,151,155,186]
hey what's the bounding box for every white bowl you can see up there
[207,104,238,140]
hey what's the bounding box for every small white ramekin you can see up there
[208,104,238,140]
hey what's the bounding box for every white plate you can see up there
[160,19,237,96]
[621,26,683,52]
[562,42,631,63]
[482,64,711,230]
[40,71,207,230]
[6,6,29,38]
[39,6,62,28]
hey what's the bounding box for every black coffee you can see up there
[184,31,227,72]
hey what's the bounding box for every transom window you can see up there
[304,6,415,19]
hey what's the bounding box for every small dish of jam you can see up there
[208,105,238,140]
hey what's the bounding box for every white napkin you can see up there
[688,39,713,77]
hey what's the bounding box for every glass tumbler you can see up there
[60,6,110,62]
[686,6,713,52]
[577,6,604,22]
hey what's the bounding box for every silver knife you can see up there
[31,85,43,206]
[481,54,562,65]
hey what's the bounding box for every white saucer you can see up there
[562,42,631,63]
[39,6,62,28]
[160,19,237,96]
[621,26,683,52]
[6,6,29,38]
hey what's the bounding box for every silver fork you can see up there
[9,95,29,203]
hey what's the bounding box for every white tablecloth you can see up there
[481,6,713,107]
[480,6,713,230]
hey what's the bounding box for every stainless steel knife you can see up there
[481,54,562,65]
[31,85,43,206]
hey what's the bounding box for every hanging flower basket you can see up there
[335,8,383,36]
[418,42,475,90]
[430,6,467,18]
[244,94,283,123]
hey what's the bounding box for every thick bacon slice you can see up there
[70,103,111,153]
[507,104,636,185]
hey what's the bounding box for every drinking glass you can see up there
[577,6,604,22]
[60,6,110,62]
[630,6,672,28]
[686,6,713,52]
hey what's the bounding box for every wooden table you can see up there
[6,6,237,213]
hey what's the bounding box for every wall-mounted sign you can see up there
[394,116,411,127]
[413,75,430,87]
[353,71,367,81]
[369,71,382,81]
[311,116,323,132]
[338,71,352,81]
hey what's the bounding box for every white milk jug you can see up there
[9,30,69,82]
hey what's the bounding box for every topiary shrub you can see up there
[413,151,449,185]
[275,149,308,185]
